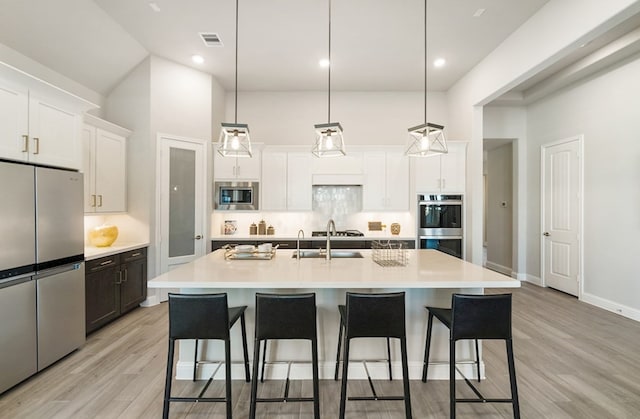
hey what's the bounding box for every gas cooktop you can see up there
[311,229,364,237]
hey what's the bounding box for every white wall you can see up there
[224,91,448,146]
[526,54,640,316]
[485,143,513,275]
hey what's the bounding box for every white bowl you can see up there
[235,245,255,253]
[257,243,272,253]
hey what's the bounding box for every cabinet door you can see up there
[95,128,126,212]
[213,153,238,179]
[120,255,147,314]
[0,82,29,161]
[440,142,467,193]
[414,155,442,193]
[385,153,409,210]
[261,151,287,210]
[287,153,312,210]
[236,149,261,179]
[82,125,97,212]
[85,259,120,334]
[29,97,80,169]
[363,153,387,210]
[312,151,363,174]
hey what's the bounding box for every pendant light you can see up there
[406,0,447,157]
[218,0,252,158]
[312,0,345,158]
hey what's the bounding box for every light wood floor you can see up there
[1,283,640,418]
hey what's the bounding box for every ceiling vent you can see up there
[199,33,223,47]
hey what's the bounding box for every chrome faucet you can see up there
[326,219,336,260]
[296,229,305,259]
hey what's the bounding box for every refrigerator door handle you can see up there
[34,263,82,280]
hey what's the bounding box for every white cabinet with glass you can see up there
[82,115,130,213]
[363,150,409,211]
[414,142,467,193]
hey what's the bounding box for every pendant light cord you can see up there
[328,0,332,123]
[423,0,427,124]
[234,0,239,124]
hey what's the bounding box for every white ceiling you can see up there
[0,0,550,96]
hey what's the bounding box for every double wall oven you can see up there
[418,194,463,259]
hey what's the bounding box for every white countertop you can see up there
[211,235,417,241]
[148,249,520,289]
[84,241,150,260]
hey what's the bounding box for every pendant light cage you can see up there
[312,122,345,157]
[406,0,447,157]
[406,122,448,157]
[313,0,346,158]
[218,0,252,158]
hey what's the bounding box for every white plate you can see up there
[235,245,255,252]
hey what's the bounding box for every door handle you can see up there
[22,135,29,152]
[33,137,40,154]
[194,235,203,240]
[543,232,550,237]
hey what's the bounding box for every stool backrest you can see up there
[345,292,406,339]
[255,293,317,340]
[451,293,512,341]
[168,293,230,340]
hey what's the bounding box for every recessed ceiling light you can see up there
[433,58,446,68]
[148,2,161,12]
[473,8,485,17]
[192,55,204,64]
[319,59,330,68]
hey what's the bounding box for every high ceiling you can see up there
[0,0,550,96]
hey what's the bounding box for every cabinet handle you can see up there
[91,194,97,207]
[130,252,141,257]
[33,137,40,154]
[100,259,114,266]
[98,195,103,207]
[22,135,29,152]
[115,271,122,285]
[194,235,202,240]
[123,269,128,283]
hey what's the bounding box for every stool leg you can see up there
[240,312,251,382]
[225,339,232,419]
[163,339,175,419]
[421,312,434,382]
[506,339,520,419]
[475,339,481,382]
[260,340,267,383]
[450,338,456,419]
[334,317,344,381]
[312,337,320,419]
[400,336,413,419]
[249,339,261,419]
[193,339,198,381]
[339,338,351,419]
[387,337,393,381]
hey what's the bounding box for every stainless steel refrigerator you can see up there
[0,160,85,394]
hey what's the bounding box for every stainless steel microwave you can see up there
[214,181,259,210]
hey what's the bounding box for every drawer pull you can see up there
[100,260,114,266]
[130,252,141,257]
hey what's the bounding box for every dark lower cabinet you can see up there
[85,247,147,334]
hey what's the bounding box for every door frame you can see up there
[155,133,209,278]
[540,135,584,297]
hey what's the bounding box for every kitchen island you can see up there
[148,249,519,381]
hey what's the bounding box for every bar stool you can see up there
[421,293,520,419]
[249,292,320,419]
[163,293,250,419]
[337,292,412,419]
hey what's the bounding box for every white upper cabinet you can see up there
[83,115,130,213]
[0,65,94,170]
[287,152,312,210]
[214,148,262,180]
[414,142,467,193]
[261,151,287,211]
[363,150,409,211]
[311,151,363,174]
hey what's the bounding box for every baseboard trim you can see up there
[484,261,512,276]
[523,274,543,287]
[581,292,640,322]
[175,360,483,381]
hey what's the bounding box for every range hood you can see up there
[312,174,364,186]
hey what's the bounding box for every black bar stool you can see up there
[249,292,320,419]
[337,292,412,419]
[421,293,520,419]
[163,293,250,419]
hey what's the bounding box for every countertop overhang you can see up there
[148,249,520,289]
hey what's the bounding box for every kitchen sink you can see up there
[292,250,364,259]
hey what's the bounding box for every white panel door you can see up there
[363,152,387,210]
[29,98,80,169]
[542,138,581,296]
[95,128,126,212]
[287,152,312,210]
[385,153,409,210]
[440,142,467,193]
[261,151,287,210]
[0,82,29,161]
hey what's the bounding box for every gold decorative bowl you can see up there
[89,225,119,247]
